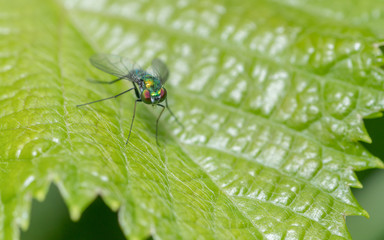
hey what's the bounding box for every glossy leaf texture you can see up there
[1,0,384,239]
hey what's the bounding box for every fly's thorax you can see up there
[143,76,161,89]
[129,70,160,89]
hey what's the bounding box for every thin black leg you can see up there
[156,104,166,146]
[87,77,125,84]
[165,98,184,128]
[132,82,141,99]
[76,88,134,107]
[126,99,142,145]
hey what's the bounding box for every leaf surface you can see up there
[0,0,384,239]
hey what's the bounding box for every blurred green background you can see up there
[20,117,384,240]
[20,185,126,240]
[347,116,384,240]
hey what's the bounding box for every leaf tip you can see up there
[349,207,370,219]
[361,209,370,219]
[103,197,121,212]
[35,189,46,202]
[360,134,372,144]
[68,205,82,221]
[354,181,363,189]
[364,111,383,119]
[376,159,384,169]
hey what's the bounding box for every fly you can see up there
[77,54,182,145]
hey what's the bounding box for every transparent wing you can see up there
[149,58,169,84]
[90,54,137,78]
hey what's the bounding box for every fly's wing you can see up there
[90,54,138,79]
[149,58,169,84]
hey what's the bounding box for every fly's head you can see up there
[141,87,167,105]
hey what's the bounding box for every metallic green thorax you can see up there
[144,77,162,97]
[133,70,162,96]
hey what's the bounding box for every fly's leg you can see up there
[76,88,135,107]
[132,82,141,99]
[156,104,166,146]
[126,99,142,145]
[165,98,184,128]
[87,77,125,84]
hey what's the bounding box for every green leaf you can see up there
[1,0,384,239]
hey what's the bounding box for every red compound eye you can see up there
[159,88,167,103]
[141,89,151,104]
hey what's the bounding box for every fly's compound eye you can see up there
[159,88,167,103]
[141,89,151,104]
